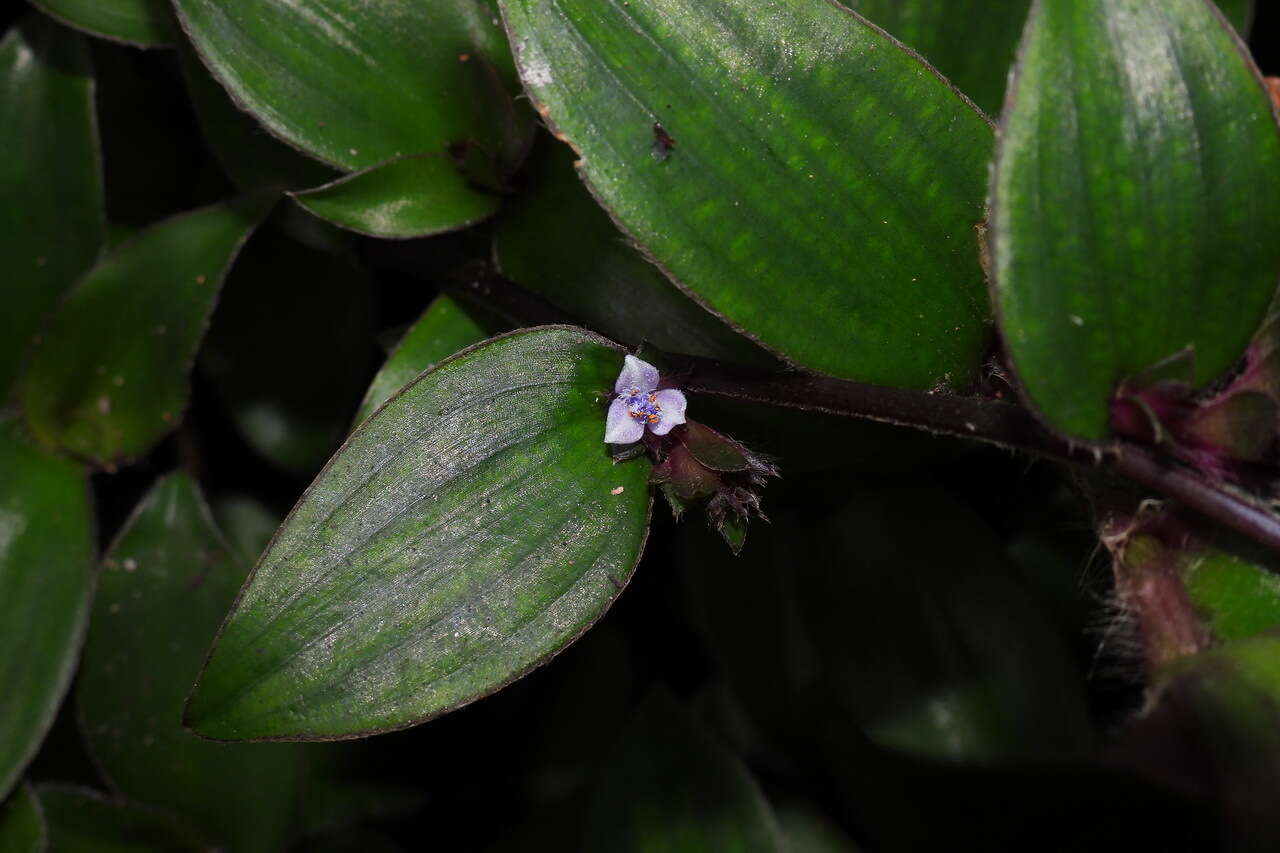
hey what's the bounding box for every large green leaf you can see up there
[991,0,1280,440]
[354,294,504,426]
[501,0,993,388]
[0,420,94,802]
[292,154,502,239]
[843,0,1031,116]
[0,784,44,853]
[847,0,1246,119]
[177,42,338,194]
[494,138,774,366]
[20,196,273,466]
[36,787,209,853]
[29,0,174,47]
[78,473,309,852]
[172,0,530,173]
[185,326,652,740]
[0,14,102,398]
[583,692,781,852]
[199,228,374,476]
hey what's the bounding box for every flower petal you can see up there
[614,354,660,394]
[604,397,645,444]
[650,389,688,436]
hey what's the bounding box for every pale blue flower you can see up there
[604,355,687,444]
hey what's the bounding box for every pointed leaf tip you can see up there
[187,327,652,740]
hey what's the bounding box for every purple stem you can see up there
[449,265,1280,556]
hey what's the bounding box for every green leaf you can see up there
[0,784,45,853]
[1181,544,1280,644]
[354,294,505,426]
[583,691,781,852]
[36,786,209,853]
[177,42,338,194]
[990,0,1280,440]
[494,138,774,366]
[199,228,374,476]
[500,0,993,388]
[0,419,94,802]
[843,0,1031,116]
[211,495,282,570]
[185,326,652,740]
[20,196,274,465]
[173,0,530,172]
[291,154,500,239]
[29,0,173,47]
[90,45,230,230]
[1215,0,1255,34]
[0,14,103,398]
[78,473,309,852]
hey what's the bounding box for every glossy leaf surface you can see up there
[79,474,308,852]
[843,0,1031,116]
[583,692,781,852]
[0,784,44,853]
[0,420,94,802]
[29,0,174,47]
[178,43,338,193]
[20,196,273,465]
[354,295,503,426]
[292,155,501,239]
[991,0,1280,439]
[502,0,994,388]
[36,787,208,853]
[495,139,773,366]
[0,14,102,397]
[186,327,652,740]
[200,229,374,476]
[173,0,529,172]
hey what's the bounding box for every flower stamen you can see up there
[604,354,688,444]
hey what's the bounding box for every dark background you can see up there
[5,1,1280,849]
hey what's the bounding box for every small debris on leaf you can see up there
[652,122,676,161]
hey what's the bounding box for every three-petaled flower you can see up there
[604,355,687,444]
